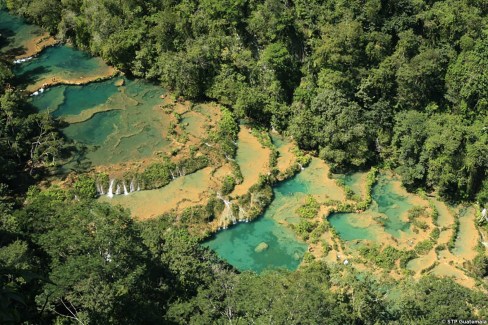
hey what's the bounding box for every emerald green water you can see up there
[30,77,171,168]
[204,182,309,273]
[64,110,121,146]
[372,176,412,237]
[452,207,478,259]
[0,10,43,56]
[205,158,343,272]
[329,174,413,241]
[328,213,376,241]
[14,45,110,87]
[337,173,364,198]
[6,8,436,272]
[31,79,119,117]
[270,133,286,148]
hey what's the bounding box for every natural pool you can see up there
[31,78,119,118]
[99,168,213,220]
[14,45,114,91]
[329,174,416,242]
[232,127,271,196]
[336,172,365,198]
[204,158,344,273]
[452,207,478,260]
[30,77,171,168]
[5,8,482,284]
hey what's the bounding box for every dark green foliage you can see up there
[3,0,486,200]
[140,159,175,189]
[309,221,330,244]
[2,2,488,323]
[415,240,435,255]
[393,112,488,200]
[0,65,66,189]
[467,255,488,278]
[291,89,372,170]
[10,192,162,323]
[399,250,418,269]
[296,195,320,219]
[220,175,235,196]
[388,276,488,323]
[449,211,462,251]
[178,156,209,175]
[73,175,97,199]
[359,245,403,270]
[179,205,213,226]
[294,220,318,240]
[476,179,488,205]
[139,156,208,190]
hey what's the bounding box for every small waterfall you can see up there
[298,163,305,170]
[480,231,488,247]
[238,206,248,222]
[176,167,182,177]
[96,183,106,195]
[115,184,121,195]
[217,192,237,226]
[170,170,176,180]
[13,56,32,64]
[107,179,115,198]
[137,184,141,191]
[130,179,136,192]
[225,154,235,161]
[481,208,487,222]
[123,182,129,195]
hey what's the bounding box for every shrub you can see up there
[221,176,236,195]
[73,175,97,199]
[296,196,320,219]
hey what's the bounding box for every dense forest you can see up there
[4,0,487,201]
[1,0,488,323]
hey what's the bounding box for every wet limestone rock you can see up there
[254,242,269,253]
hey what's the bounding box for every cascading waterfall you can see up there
[115,184,121,195]
[123,181,129,195]
[13,56,33,64]
[217,192,237,227]
[107,179,115,198]
[238,206,249,222]
[130,179,136,192]
[298,163,305,170]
